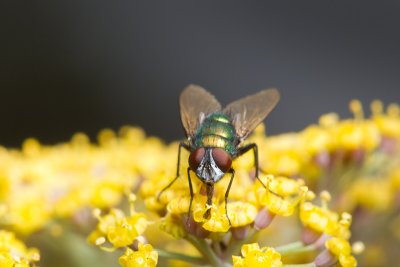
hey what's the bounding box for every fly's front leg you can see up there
[157,141,190,201]
[238,143,280,197]
[186,167,194,225]
[237,143,266,187]
[224,168,235,226]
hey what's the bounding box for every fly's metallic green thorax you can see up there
[193,113,237,156]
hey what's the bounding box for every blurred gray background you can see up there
[1,1,399,147]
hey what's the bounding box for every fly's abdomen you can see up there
[195,113,237,156]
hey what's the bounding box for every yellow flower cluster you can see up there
[0,230,40,267]
[300,191,351,240]
[0,127,165,235]
[143,168,308,236]
[0,124,360,266]
[0,99,398,266]
[139,132,359,266]
[87,194,158,266]
[252,101,400,210]
[88,194,148,249]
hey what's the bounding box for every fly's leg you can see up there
[203,184,214,220]
[224,168,235,226]
[186,167,194,225]
[237,143,280,197]
[157,142,190,201]
[237,143,265,186]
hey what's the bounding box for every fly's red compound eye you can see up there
[189,148,205,171]
[212,148,232,173]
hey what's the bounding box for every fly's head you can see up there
[189,147,232,184]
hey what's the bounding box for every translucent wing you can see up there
[180,84,222,138]
[223,88,280,141]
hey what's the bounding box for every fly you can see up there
[158,84,280,225]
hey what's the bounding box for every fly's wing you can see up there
[223,88,280,141]
[180,84,222,138]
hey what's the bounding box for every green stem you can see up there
[186,235,224,267]
[275,241,316,255]
[156,249,207,265]
[223,228,257,259]
[275,241,303,252]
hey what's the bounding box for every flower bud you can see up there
[314,249,337,267]
[254,207,275,231]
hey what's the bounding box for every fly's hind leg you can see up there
[157,141,190,201]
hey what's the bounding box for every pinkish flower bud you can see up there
[351,149,365,165]
[313,234,331,249]
[254,207,275,231]
[314,249,337,267]
[301,226,322,245]
[232,226,249,240]
[314,151,331,169]
[380,137,398,154]
[183,213,210,238]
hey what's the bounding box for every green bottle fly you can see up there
[158,84,280,224]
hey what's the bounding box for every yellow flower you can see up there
[332,119,380,151]
[201,207,230,233]
[390,168,400,190]
[325,237,357,267]
[348,178,393,211]
[301,124,333,155]
[167,195,205,215]
[323,100,380,152]
[262,134,305,176]
[255,176,307,217]
[191,202,230,232]
[160,213,187,239]
[88,196,148,248]
[371,100,400,138]
[300,202,337,234]
[225,201,257,228]
[0,230,40,267]
[300,192,351,239]
[232,243,282,267]
[118,244,158,267]
[107,212,147,248]
[0,170,10,200]
[2,193,51,235]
